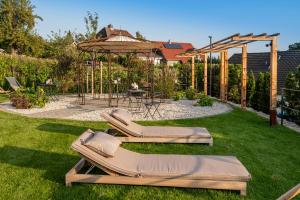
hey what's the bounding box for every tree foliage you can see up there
[0,0,43,54]
[135,31,146,40]
[284,66,300,124]
[246,71,256,106]
[84,11,99,39]
[288,42,300,51]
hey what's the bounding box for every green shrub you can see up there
[228,85,240,103]
[10,88,48,109]
[194,92,213,106]
[156,64,177,98]
[185,88,197,100]
[0,54,57,89]
[284,66,300,125]
[172,91,185,101]
[247,71,256,106]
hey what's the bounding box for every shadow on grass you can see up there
[0,145,132,199]
[0,145,78,184]
[37,123,105,135]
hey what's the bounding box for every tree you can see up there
[136,31,146,40]
[289,42,300,51]
[252,72,264,111]
[246,70,256,106]
[84,11,99,39]
[227,64,241,103]
[0,0,43,54]
[284,66,300,124]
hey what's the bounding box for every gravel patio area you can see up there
[0,94,232,121]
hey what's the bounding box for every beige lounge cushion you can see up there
[72,130,251,181]
[83,131,122,157]
[111,109,132,125]
[137,154,251,180]
[142,126,211,138]
[101,112,211,139]
[101,112,143,137]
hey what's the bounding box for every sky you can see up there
[32,0,300,55]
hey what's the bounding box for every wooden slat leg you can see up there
[66,158,87,187]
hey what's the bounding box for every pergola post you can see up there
[219,51,225,101]
[204,53,208,95]
[86,67,89,94]
[178,32,280,126]
[100,61,103,95]
[108,53,112,107]
[241,44,247,108]
[270,37,278,125]
[91,54,95,98]
[224,50,228,101]
[191,56,195,89]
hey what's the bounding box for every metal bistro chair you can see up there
[143,92,164,119]
[127,89,146,112]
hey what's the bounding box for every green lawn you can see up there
[0,109,299,200]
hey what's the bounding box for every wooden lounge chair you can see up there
[5,77,22,91]
[66,130,251,196]
[101,109,213,145]
[277,183,300,200]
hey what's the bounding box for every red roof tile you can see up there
[154,41,194,63]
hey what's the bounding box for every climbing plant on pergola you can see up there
[180,33,280,126]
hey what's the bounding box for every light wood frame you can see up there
[106,124,213,146]
[66,158,248,196]
[277,183,300,200]
[179,33,280,125]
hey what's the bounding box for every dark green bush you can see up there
[172,91,185,101]
[185,88,197,100]
[284,66,300,125]
[194,92,213,106]
[247,71,256,106]
[228,85,240,103]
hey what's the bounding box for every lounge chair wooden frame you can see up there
[277,183,300,200]
[106,124,213,146]
[66,158,247,196]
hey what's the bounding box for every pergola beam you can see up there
[199,33,240,50]
[178,32,280,126]
[202,40,254,53]
[232,33,280,41]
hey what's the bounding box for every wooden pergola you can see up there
[76,40,162,107]
[179,33,280,125]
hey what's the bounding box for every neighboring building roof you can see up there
[229,50,300,90]
[154,41,194,63]
[96,25,138,41]
[95,25,194,63]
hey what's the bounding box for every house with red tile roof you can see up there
[154,41,194,66]
[96,25,194,66]
[96,24,140,42]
